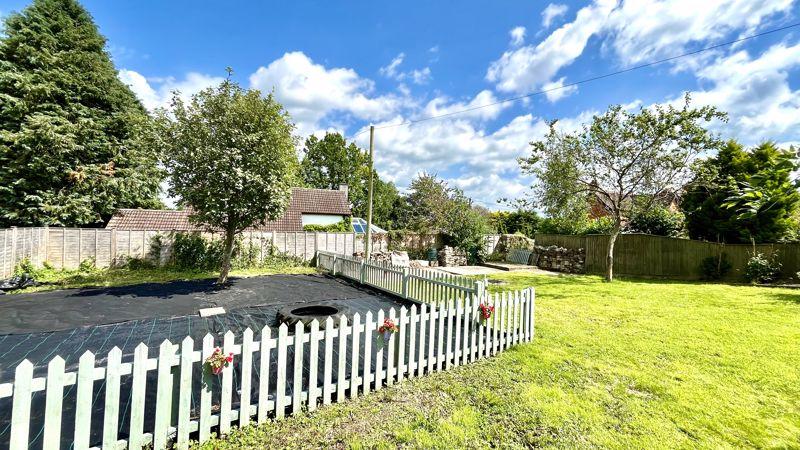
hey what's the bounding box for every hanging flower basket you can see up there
[205,347,233,375]
[377,318,399,341]
[478,303,495,323]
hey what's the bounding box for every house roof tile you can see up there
[105,188,351,232]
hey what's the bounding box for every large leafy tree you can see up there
[520,95,725,281]
[300,132,401,228]
[156,77,299,283]
[0,0,163,227]
[403,173,451,233]
[683,141,800,244]
[401,173,489,261]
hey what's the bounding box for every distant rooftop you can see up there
[106,187,351,232]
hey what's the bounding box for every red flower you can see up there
[377,318,399,334]
[478,303,494,321]
[205,348,233,375]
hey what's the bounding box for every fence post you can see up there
[10,226,17,270]
[475,280,485,300]
[401,267,409,299]
[331,255,337,276]
[360,259,366,284]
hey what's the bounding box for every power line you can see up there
[352,21,800,137]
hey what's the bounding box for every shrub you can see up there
[303,218,350,232]
[628,207,687,237]
[699,253,732,280]
[13,257,36,276]
[78,257,96,273]
[124,257,156,270]
[744,252,782,284]
[538,216,614,235]
[171,233,309,271]
[171,233,225,271]
[583,217,615,234]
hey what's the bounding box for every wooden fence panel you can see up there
[536,233,800,281]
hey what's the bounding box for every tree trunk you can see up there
[218,229,236,284]
[605,224,621,282]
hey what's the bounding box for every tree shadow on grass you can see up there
[66,277,228,299]
[761,291,800,305]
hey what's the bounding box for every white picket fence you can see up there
[316,250,483,304]
[0,268,535,449]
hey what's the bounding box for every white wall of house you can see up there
[301,214,346,226]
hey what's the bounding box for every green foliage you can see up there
[628,207,687,237]
[743,252,782,284]
[13,255,96,278]
[403,173,451,233]
[171,233,223,271]
[123,257,156,271]
[399,173,489,262]
[699,254,732,280]
[78,257,96,272]
[13,257,37,276]
[583,216,616,234]
[489,210,541,237]
[440,191,491,264]
[683,141,800,244]
[520,95,725,280]
[155,76,298,282]
[0,0,163,227]
[302,218,350,232]
[169,232,308,272]
[537,216,614,235]
[300,132,402,229]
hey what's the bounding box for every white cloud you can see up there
[488,0,794,95]
[541,77,578,102]
[380,52,432,85]
[606,0,794,65]
[249,51,406,136]
[509,26,526,47]
[672,41,800,143]
[487,0,617,94]
[541,3,569,28]
[409,67,432,84]
[350,112,563,206]
[118,69,224,110]
[380,53,405,78]
[420,90,511,121]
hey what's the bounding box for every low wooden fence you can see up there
[535,233,800,281]
[316,251,482,303]
[0,289,534,449]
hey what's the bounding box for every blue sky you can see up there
[3,0,800,209]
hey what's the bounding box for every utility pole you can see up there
[365,125,375,259]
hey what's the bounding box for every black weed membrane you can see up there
[0,286,419,448]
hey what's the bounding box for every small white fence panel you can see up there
[318,250,482,304]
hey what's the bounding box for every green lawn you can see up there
[6,264,316,294]
[195,273,800,449]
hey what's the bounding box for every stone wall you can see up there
[533,245,585,273]
[489,233,535,261]
[438,246,467,267]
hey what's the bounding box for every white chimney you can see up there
[339,184,349,199]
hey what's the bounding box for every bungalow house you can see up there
[105,186,351,231]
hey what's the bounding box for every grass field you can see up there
[195,273,800,449]
[5,263,316,294]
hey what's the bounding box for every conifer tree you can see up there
[0,0,163,227]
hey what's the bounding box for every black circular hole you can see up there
[291,305,339,316]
